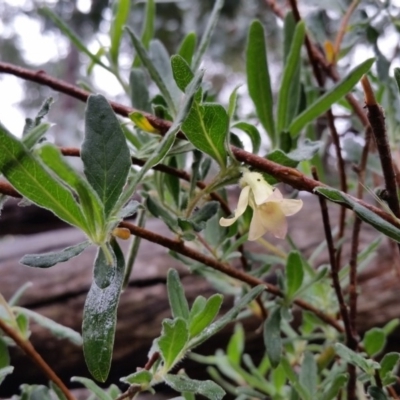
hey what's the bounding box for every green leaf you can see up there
[334,343,380,374]
[94,244,116,289]
[39,7,108,70]
[287,139,322,162]
[276,21,305,133]
[232,121,261,153]
[189,285,264,348]
[38,143,105,235]
[16,313,29,339]
[132,0,155,67]
[184,201,220,232]
[246,20,275,145]
[129,68,151,112]
[167,269,190,320]
[189,296,207,320]
[22,122,52,149]
[379,352,400,385]
[158,318,189,370]
[368,386,389,400]
[264,307,282,368]
[120,370,153,385]
[20,241,89,268]
[109,0,130,65]
[164,374,225,400]
[14,307,82,346]
[116,70,204,209]
[0,366,14,386]
[181,103,228,168]
[0,339,9,369]
[178,32,197,65]
[191,0,224,70]
[127,28,177,114]
[382,319,400,336]
[281,358,310,400]
[394,68,400,94]
[189,294,223,338]
[0,123,86,230]
[363,328,386,357]
[71,377,112,400]
[289,58,375,136]
[315,186,400,242]
[285,251,304,299]
[82,94,131,217]
[171,54,194,92]
[82,241,125,382]
[321,373,348,400]
[227,324,244,365]
[299,352,317,398]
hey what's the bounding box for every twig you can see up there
[115,352,160,400]
[0,318,75,400]
[361,76,400,219]
[119,220,344,332]
[59,147,231,216]
[332,0,361,63]
[280,1,370,128]
[312,167,357,400]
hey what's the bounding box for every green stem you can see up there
[256,237,287,259]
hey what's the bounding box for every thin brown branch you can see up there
[361,76,400,219]
[59,147,231,215]
[327,109,348,268]
[333,0,360,63]
[264,0,285,19]
[312,167,357,400]
[0,318,75,400]
[119,220,344,332]
[282,1,370,128]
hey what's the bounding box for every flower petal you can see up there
[257,202,288,239]
[248,207,268,240]
[241,171,274,205]
[219,185,250,227]
[278,199,303,216]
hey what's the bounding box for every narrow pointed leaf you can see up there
[20,241,90,268]
[191,0,224,70]
[189,285,264,348]
[127,28,176,114]
[276,21,305,133]
[120,370,153,385]
[181,103,228,167]
[171,54,194,92]
[0,123,86,230]
[133,0,155,66]
[232,122,261,153]
[321,373,348,400]
[39,7,107,69]
[178,32,197,65]
[14,307,82,346]
[109,0,130,64]
[82,94,131,217]
[71,377,112,400]
[167,269,190,320]
[158,318,189,370]
[116,70,203,208]
[299,352,317,398]
[189,294,223,338]
[264,307,282,368]
[164,374,225,400]
[246,20,276,145]
[129,68,151,112]
[289,58,375,136]
[38,143,105,234]
[83,241,125,382]
[0,367,14,386]
[285,251,304,299]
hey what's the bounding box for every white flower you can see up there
[219,169,303,240]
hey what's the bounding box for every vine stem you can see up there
[0,318,75,400]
